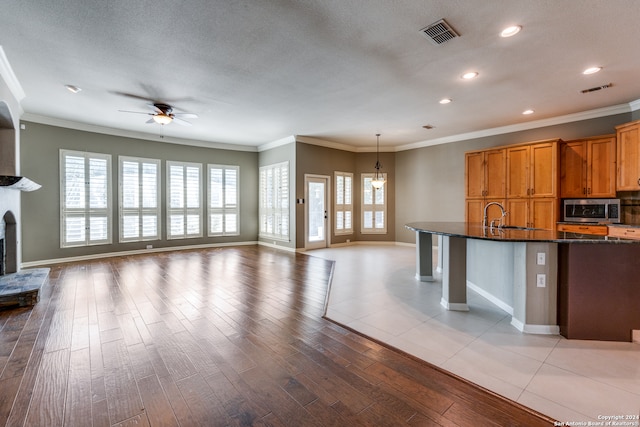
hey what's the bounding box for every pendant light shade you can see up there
[371,133,385,189]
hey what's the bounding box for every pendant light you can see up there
[371,133,385,189]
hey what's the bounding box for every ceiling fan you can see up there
[119,103,198,126]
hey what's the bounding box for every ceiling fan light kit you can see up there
[120,102,198,126]
[152,113,173,125]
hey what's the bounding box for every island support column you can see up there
[440,235,469,311]
[414,231,434,281]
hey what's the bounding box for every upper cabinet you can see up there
[616,120,640,191]
[465,149,505,199]
[465,139,559,229]
[560,135,616,198]
[507,139,559,198]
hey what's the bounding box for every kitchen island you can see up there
[405,222,640,342]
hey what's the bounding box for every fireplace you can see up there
[0,210,17,276]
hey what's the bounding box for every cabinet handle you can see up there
[578,227,588,230]
[587,187,591,194]
[637,178,640,186]
[627,229,635,233]
[583,188,586,195]
[530,188,534,195]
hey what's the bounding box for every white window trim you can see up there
[207,164,240,237]
[60,149,112,248]
[334,171,353,235]
[118,156,161,243]
[361,172,387,234]
[167,161,203,240]
[259,161,290,241]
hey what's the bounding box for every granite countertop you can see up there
[405,222,640,243]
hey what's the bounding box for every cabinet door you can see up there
[530,142,557,197]
[505,199,529,228]
[587,137,616,197]
[485,149,506,198]
[466,199,484,224]
[616,124,640,191]
[530,198,557,230]
[506,146,529,198]
[466,152,485,198]
[560,141,587,198]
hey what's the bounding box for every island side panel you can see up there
[558,243,640,342]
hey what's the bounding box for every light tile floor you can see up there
[309,244,640,424]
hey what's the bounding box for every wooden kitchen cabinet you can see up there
[507,140,558,198]
[557,223,608,236]
[465,148,506,223]
[616,119,640,191]
[506,197,557,230]
[466,198,506,224]
[560,135,616,198]
[465,149,505,199]
[466,139,559,229]
[607,225,640,240]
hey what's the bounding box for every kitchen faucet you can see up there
[482,201,508,229]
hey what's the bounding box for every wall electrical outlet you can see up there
[536,252,546,265]
[536,273,546,287]
[146,244,153,249]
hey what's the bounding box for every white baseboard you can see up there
[440,298,469,311]
[510,318,559,335]
[21,241,259,268]
[466,280,514,315]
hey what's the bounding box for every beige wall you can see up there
[295,142,396,248]
[20,122,259,263]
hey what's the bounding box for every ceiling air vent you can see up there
[420,19,459,45]
[581,83,613,93]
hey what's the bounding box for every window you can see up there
[60,150,112,247]
[259,161,289,240]
[167,161,202,239]
[119,156,160,242]
[208,164,239,236]
[361,173,387,233]
[334,171,353,235]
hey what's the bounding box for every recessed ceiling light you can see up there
[500,25,522,38]
[583,67,602,75]
[439,98,452,104]
[65,84,81,93]
[522,109,534,115]
[461,72,478,80]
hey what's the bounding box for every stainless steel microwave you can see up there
[563,198,621,223]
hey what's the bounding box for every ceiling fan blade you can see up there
[145,118,156,124]
[118,109,153,115]
[173,117,192,126]
[110,91,155,102]
[173,113,198,119]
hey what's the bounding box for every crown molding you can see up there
[21,113,258,152]
[294,135,359,152]
[257,135,296,152]
[397,101,636,152]
[0,46,25,111]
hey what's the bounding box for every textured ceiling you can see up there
[1,0,639,150]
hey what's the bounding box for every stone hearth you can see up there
[0,268,49,307]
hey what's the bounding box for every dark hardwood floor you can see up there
[0,245,555,426]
